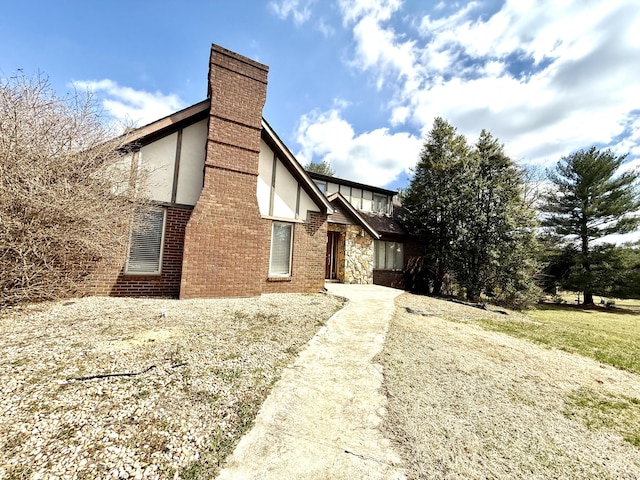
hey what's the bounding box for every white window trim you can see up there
[125,208,167,276]
[269,221,294,277]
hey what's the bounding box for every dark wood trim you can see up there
[269,152,277,217]
[171,129,183,204]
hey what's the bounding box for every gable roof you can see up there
[122,99,210,147]
[119,99,333,215]
[359,204,409,238]
[261,118,334,214]
[327,192,380,239]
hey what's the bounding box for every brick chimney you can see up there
[180,44,269,298]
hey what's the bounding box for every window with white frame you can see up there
[374,241,404,270]
[269,222,293,276]
[125,208,166,275]
[373,194,388,214]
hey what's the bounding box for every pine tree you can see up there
[403,118,472,296]
[541,147,640,304]
[305,159,335,176]
[404,120,539,307]
[455,130,539,305]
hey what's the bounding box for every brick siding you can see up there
[87,44,330,299]
[263,212,328,294]
[180,45,270,298]
[86,206,191,297]
[373,270,405,289]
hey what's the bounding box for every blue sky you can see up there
[2,0,640,192]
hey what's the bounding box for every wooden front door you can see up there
[325,231,339,280]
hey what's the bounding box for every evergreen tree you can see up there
[404,120,539,307]
[606,245,640,299]
[455,130,539,305]
[541,147,640,304]
[305,159,335,176]
[403,118,471,296]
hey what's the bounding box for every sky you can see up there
[2,0,640,193]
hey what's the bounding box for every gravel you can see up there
[0,293,344,479]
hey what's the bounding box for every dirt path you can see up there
[216,283,406,480]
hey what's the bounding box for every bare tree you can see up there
[0,73,144,306]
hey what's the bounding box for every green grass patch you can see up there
[475,304,640,373]
[564,388,640,448]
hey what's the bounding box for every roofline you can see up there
[122,99,210,145]
[327,192,381,240]
[261,118,334,214]
[307,171,397,196]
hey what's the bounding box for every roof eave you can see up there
[308,171,397,196]
[121,99,211,146]
[327,192,381,240]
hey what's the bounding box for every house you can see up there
[86,44,413,299]
[308,172,413,288]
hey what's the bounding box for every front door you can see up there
[325,231,339,280]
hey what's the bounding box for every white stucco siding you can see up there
[175,119,207,206]
[108,154,133,196]
[140,132,177,203]
[362,189,373,212]
[326,182,339,195]
[257,139,322,220]
[299,189,320,218]
[273,159,298,218]
[351,188,362,209]
[257,140,274,216]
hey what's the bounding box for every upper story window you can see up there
[373,194,388,214]
[314,180,327,193]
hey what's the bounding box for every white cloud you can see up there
[338,0,402,25]
[317,17,336,37]
[269,0,315,26]
[72,79,184,126]
[336,0,640,168]
[295,105,422,187]
[339,0,419,89]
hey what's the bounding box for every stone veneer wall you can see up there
[343,225,374,284]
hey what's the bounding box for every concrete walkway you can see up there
[216,283,406,480]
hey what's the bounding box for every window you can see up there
[125,208,166,274]
[314,180,327,194]
[374,241,404,270]
[269,222,293,276]
[373,194,388,214]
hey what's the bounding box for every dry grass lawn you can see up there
[0,293,344,479]
[380,293,640,479]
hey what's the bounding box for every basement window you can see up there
[269,221,293,276]
[125,208,166,275]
